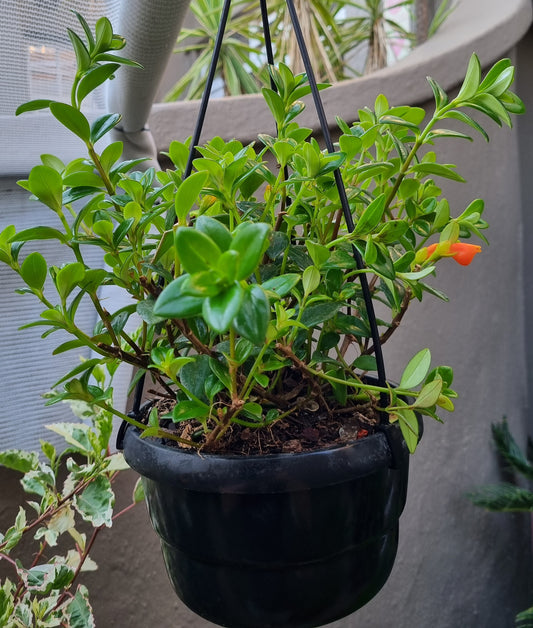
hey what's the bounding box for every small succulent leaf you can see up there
[202,283,243,332]
[262,273,300,297]
[175,227,221,273]
[16,99,55,115]
[413,378,443,408]
[49,102,91,142]
[20,252,47,290]
[172,399,210,422]
[300,302,342,328]
[230,222,271,280]
[175,171,208,223]
[399,349,432,389]
[67,28,91,72]
[90,112,121,144]
[261,87,285,126]
[78,64,120,106]
[233,285,270,344]
[27,165,63,212]
[410,163,465,182]
[353,194,387,236]
[56,262,85,301]
[196,215,232,251]
[456,53,481,101]
[153,275,204,319]
[305,240,330,268]
[394,400,420,453]
[302,265,320,295]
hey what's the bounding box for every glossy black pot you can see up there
[120,418,411,628]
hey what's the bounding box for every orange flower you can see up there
[423,241,482,266]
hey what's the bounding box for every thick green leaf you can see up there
[20,251,47,290]
[410,162,465,182]
[153,275,204,319]
[196,215,232,251]
[395,404,420,453]
[262,273,300,297]
[11,226,67,244]
[399,349,432,389]
[456,53,481,101]
[230,222,271,279]
[353,194,387,236]
[175,171,208,223]
[203,283,244,332]
[68,28,91,72]
[413,378,442,408]
[90,112,121,144]
[233,285,269,344]
[49,102,90,142]
[78,64,120,107]
[27,165,63,212]
[302,265,320,295]
[175,227,221,273]
[300,302,342,328]
[56,262,85,301]
[172,399,210,422]
[261,87,285,126]
[15,99,54,115]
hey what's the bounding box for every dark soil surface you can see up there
[140,395,379,456]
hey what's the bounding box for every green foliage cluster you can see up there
[0,399,140,627]
[469,421,533,627]
[0,14,524,453]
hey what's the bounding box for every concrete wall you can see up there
[2,0,533,626]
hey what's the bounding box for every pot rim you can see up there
[121,422,407,493]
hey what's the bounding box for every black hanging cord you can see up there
[283,0,388,419]
[183,0,233,179]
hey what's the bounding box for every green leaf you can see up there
[209,357,232,390]
[56,262,85,301]
[0,450,39,473]
[426,76,448,109]
[262,273,300,297]
[94,16,113,53]
[306,240,330,268]
[153,275,203,319]
[203,283,244,332]
[233,285,270,344]
[78,64,120,107]
[175,227,221,273]
[353,355,377,371]
[16,99,54,115]
[469,483,533,512]
[132,478,145,503]
[65,585,95,628]
[175,171,209,223]
[11,226,67,244]
[456,53,481,101]
[49,102,91,142]
[46,422,92,452]
[196,215,232,251]
[302,265,320,295]
[90,112,121,144]
[261,87,285,126]
[172,399,210,422]
[300,302,342,328]
[395,404,419,453]
[413,378,443,408]
[353,194,387,236]
[442,110,489,141]
[20,252,47,290]
[230,222,271,280]
[68,28,91,72]
[399,349,432,389]
[74,475,114,527]
[410,162,465,182]
[27,164,63,212]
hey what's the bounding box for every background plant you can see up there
[0,15,523,455]
[165,0,455,101]
[0,402,140,627]
[469,421,533,628]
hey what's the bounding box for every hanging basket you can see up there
[121,418,410,628]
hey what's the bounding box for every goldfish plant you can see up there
[0,13,524,454]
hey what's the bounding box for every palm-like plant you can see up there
[164,0,265,101]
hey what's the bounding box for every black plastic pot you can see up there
[121,419,410,628]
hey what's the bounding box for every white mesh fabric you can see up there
[0,1,120,176]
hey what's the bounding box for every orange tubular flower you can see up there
[423,241,482,266]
